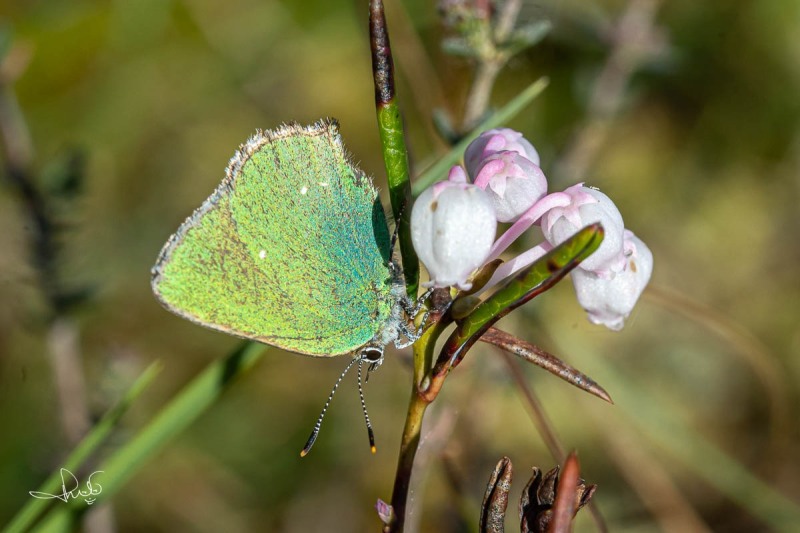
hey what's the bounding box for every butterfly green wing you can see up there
[151,120,397,356]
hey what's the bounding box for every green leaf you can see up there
[436,223,604,371]
[502,20,551,57]
[441,37,477,58]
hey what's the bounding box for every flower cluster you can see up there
[411,128,653,330]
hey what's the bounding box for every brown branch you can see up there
[483,327,612,403]
[547,452,581,533]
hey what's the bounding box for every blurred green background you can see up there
[1,0,799,531]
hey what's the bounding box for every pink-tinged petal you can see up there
[472,151,548,222]
[542,183,598,233]
[478,242,553,295]
[487,192,572,262]
[434,167,471,197]
[484,133,508,153]
[464,128,541,179]
[488,174,508,197]
[448,164,468,183]
[623,229,637,256]
[376,499,393,525]
[541,185,625,273]
[564,182,597,205]
[432,180,450,197]
[474,158,508,190]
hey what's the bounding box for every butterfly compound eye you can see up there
[363,347,383,363]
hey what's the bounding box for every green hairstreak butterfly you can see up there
[151,119,423,454]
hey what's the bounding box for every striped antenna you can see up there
[357,359,377,453]
[300,355,360,457]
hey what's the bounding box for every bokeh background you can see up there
[1,0,799,531]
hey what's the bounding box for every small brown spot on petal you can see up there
[430,201,438,212]
[630,260,638,273]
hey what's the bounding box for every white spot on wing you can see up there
[319,182,329,187]
[300,186,308,195]
[259,250,267,259]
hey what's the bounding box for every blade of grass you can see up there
[30,342,265,533]
[412,77,549,195]
[563,335,800,531]
[4,361,162,533]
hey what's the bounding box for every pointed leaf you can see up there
[434,223,603,372]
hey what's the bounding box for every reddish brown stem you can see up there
[548,452,581,533]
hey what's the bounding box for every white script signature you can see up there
[29,468,104,505]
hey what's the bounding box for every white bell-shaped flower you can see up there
[411,166,497,290]
[473,151,548,223]
[540,184,625,276]
[464,128,540,180]
[571,231,653,330]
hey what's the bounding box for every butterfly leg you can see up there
[393,288,435,349]
[403,288,435,318]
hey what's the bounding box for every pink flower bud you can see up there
[411,168,497,290]
[473,151,548,223]
[464,128,540,180]
[376,499,393,525]
[571,231,653,330]
[540,184,625,274]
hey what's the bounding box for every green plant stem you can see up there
[462,60,502,131]
[462,0,522,130]
[387,326,439,533]
[370,0,419,298]
[385,381,430,533]
[415,313,448,382]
